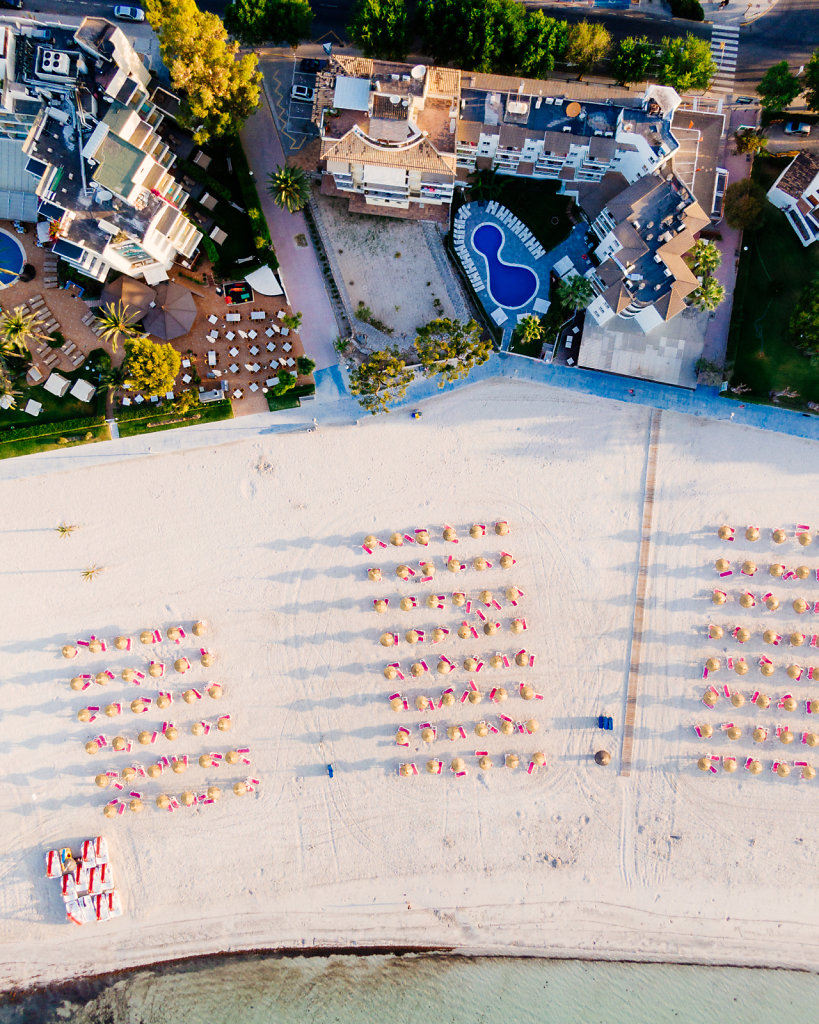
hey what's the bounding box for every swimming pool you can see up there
[0,228,25,288]
[472,222,538,309]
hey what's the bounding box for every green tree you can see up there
[418,0,526,73]
[122,336,182,397]
[271,367,297,396]
[514,314,544,347]
[267,164,311,213]
[565,19,610,80]
[282,311,303,331]
[612,36,654,86]
[724,178,766,231]
[349,0,409,61]
[734,129,768,155]
[689,275,725,312]
[790,276,819,362]
[348,348,413,414]
[688,240,721,277]
[804,50,819,114]
[93,300,141,353]
[756,60,800,112]
[518,12,569,79]
[296,355,315,376]
[658,33,716,93]
[0,305,45,356]
[556,274,594,311]
[224,0,269,43]
[265,0,313,46]
[413,318,492,387]
[146,0,262,144]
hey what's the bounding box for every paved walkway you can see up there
[239,89,339,371]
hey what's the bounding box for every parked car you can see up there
[735,96,756,105]
[784,122,811,136]
[291,84,315,102]
[299,58,321,73]
[113,5,145,21]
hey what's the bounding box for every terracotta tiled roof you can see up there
[332,55,374,79]
[320,128,456,176]
[775,151,819,201]
[426,67,460,99]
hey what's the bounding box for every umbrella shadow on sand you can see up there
[259,534,355,553]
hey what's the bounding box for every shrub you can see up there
[669,0,704,19]
[47,330,66,349]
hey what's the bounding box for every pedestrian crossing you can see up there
[709,25,740,94]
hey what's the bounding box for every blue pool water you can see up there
[472,222,538,309]
[0,229,24,287]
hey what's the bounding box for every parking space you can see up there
[286,63,324,138]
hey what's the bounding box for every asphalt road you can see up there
[736,0,819,96]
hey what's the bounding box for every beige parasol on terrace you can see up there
[475,722,489,738]
[78,708,92,723]
[416,530,430,546]
[787,664,802,680]
[712,590,727,605]
[156,794,171,809]
[390,532,404,547]
[112,736,127,751]
[703,690,718,707]
[756,693,771,708]
[85,741,100,755]
[451,757,466,773]
[500,555,514,570]
[706,657,721,673]
[777,762,791,777]
[718,525,734,540]
[770,563,785,577]
[780,729,794,745]
[594,750,610,766]
[752,727,767,743]
[484,622,498,637]
[70,677,85,691]
[478,756,493,771]
[396,564,411,580]
[405,630,420,645]
[731,691,745,708]
[766,596,780,612]
[172,759,187,774]
[233,782,248,796]
[739,593,754,609]
[495,521,510,536]
[790,632,806,647]
[138,730,152,745]
[468,690,483,705]
[796,565,811,580]
[443,527,457,542]
[384,665,398,681]
[147,764,162,779]
[783,697,798,712]
[103,804,117,819]
[368,568,382,583]
[380,633,397,648]
[464,657,478,672]
[793,598,809,614]
[62,645,78,659]
[441,691,456,707]
[699,723,714,739]
[715,558,730,573]
[797,532,812,546]
[500,719,514,735]
[726,726,742,741]
[724,758,737,773]
[506,753,519,770]
[208,786,221,801]
[452,592,466,607]
[95,774,111,788]
[526,718,540,733]
[217,715,231,732]
[736,629,750,644]
[521,684,535,700]
[149,663,163,678]
[415,695,430,711]
[773,529,787,544]
[420,562,435,578]
[735,660,749,675]
[709,625,725,639]
[165,726,179,741]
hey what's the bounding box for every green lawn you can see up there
[463,172,574,251]
[0,420,109,460]
[0,364,105,429]
[116,399,234,438]
[727,156,819,408]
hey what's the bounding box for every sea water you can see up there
[1,954,818,1024]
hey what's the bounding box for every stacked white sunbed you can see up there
[45,836,124,925]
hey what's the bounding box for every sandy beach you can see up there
[2,377,819,992]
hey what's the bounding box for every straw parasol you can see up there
[703,691,717,707]
[730,691,745,708]
[526,718,540,733]
[742,561,757,576]
[723,758,737,773]
[803,765,817,780]
[793,598,808,615]
[468,690,482,705]
[94,672,108,686]
[390,532,404,547]
[796,565,811,580]
[62,645,78,659]
[406,630,420,645]
[484,622,498,636]
[478,756,492,771]
[114,636,130,651]
[506,587,522,602]
[521,684,535,700]
[122,766,136,783]
[734,659,749,675]
[718,525,733,540]
[396,564,411,580]
[384,665,398,680]
[78,708,92,723]
[736,629,750,644]
[399,597,413,612]
[416,530,430,546]
[130,698,149,714]
[469,524,483,539]
[699,723,714,739]
[499,555,514,570]
[217,715,231,732]
[475,721,489,738]
[474,556,488,572]
[512,619,527,635]
[431,628,446,644]
[443,527,457,542]
[790,632,806,647]
[201,652,215,668]
[464,657,478,672]
[164,726,179,741]
[515,652,529,668]
[706,657,721,673]
[806,733,819,747]
[368,568,382,583]
[121,668,136,684]
[797,531,812,547]
[490,654,503,669]
[225,750,240,765]
[427,594,441,610]
[772,529,787,544]
[787,664,802,680]
[233,782,248,796]
[380,633,396,648]
[506,753,519,769]
[748,760,763,776]
[172,759,187,774]
[85,741,100,755]
[766,596,780,612]
[595,750,611,766]
[739,593,754,609]
[415,695,430,711]
[399,763,414,777]
[426,760,441,773]
[156,794,171,809]
[149,662,163,678]
[420,562,435,578]
[112,736,126,751]
[763,630,778,645]
[697,757,710,772]
[441,691,456,707]
[708,624,725,640]
[138,730,152,745]
[745,526,760,542]
[437,660,450,675]
[181,791,196,807]
[208,786,221,801]
[390,697,403,712]
[783,697,798,712]
[531,751,546,768]
[500,719,514,735]
[103,804,117,819]
[446,726,460,741]
[777,762,791,777]
[447,558,461,574]
[451,758,466,773]
[495,521,510,536]
[726,726,742,741]
[192,722,205,736]
[458,624,471,640]
[129,798,144,813]
[756,693,771,708]
[174,658,190,674]
[752,727,767,743]
[140,630,154,644]
[199,754,214,768]
[157,694,172,711]
[88,639,103,655]
[70,677,85,691]
[452,592,466,607]
[147,764,162,779]
[95,773,111,788]
[479,590,493,605]
[364,535,378,550]
[780,729,794,745]
[496,688,508,701]
[396,730,410,746]
[715,558,730,573]
[769,564,785,578]
[166,626,182,643]
[183,689,198,704]
[712,590,727,605]
[410,662,425,677]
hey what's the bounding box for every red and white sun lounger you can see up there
[61,872,78,902]
[45,850,62,879]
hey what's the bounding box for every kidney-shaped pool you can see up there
[471,222,539,309]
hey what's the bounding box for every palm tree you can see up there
[689,240,722,277]
[56,522,79,539]
[467,169,509,203]
[690,276,725,312]
[97,361,127,416]
[93,301,142,352]
[556,275,595,311]
[81,564,104,582]
[267,165,311,213]
[0,306,46,356]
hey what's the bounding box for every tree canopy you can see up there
[348,348,414,414]
[565,20,611,80]
[267,165,311,213]
[756,60,801,112]
[349,0,410,61]
[556,274,594,311]
[146,0,262,143]
[690,275,725,312]
[122,336,182,397]
[724,178,766,231]
[518,12,569,79]
[734,129,768,155]
[414,318,492,387]
[790,276,819,363]
[418,0,527,73]
[612,36,654,86]
[657,33,716,93]
[804,50,819,114]
[688,240,721,277]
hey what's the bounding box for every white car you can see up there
[291,84,315,103]
[114,5,145,21]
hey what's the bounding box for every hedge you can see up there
[669,0,704,19]
[0,414,106,442]
[230,142,272,249]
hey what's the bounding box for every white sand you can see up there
[2,378,819,991]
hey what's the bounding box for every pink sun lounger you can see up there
[501,654,510,668]
[782,570,796,581]
[402,534,415,544]
[771,761,783,774]
[744,757,755,771]
[474,607,486,621]
[719,570,733,578]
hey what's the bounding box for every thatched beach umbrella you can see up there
[734,660,748,675]
[167,627,182,643]
[62,645,78,659]
[95,774,111,789]
[458,624,471,640]
[765,596,780,612]
[420,562,435,578]
[495,521,510,536]
[70,677,85,691]
[147,764,162,779]
[441,691,456,707]
[399,598,414,612]
[165,726,179,741]
[443,527,457,542]
[450,758,467,774]
[703,691,717,707]
[129,798,144,813]
[723,758,737,773]
[181,791,196,807]
[406,630,420,645]
[515,652,529,668]
[499,555,514,570]
[511,619,525,635]
[416,530,430,546]
[122,668,136,684]
[783,697,798,712]
[390,697,404,712]
[756,693,771,709]
[802,765,816,780]
[425,760,440,775]
[500,720,514,735]
[122,766,136,783]
[479,590,493,605]
[396,564,411,581]
[384,665,398,681]
[446,726,461,741]
[763,630,777,645]
[526,718,540,733]
[399,763,414,778]
[410,662,425,678]
[94,672,108,687]
[532,752,546,768]
[793,598,809,615]
[790,632,806,647]
[742,561,757,576]
[796,565,811,580]
[131,698,149,714]
[217,715,231,732]
[780,729,794,745]
[415,695,430,712]
[192,621,207,637]
[390,532,404,547]
[506,753,519,769]
[183,689,198,704]
[78,708,92,723]
[201,652,215,668]
[594,751,610,766]
[199,754,214,768]
[807,733,819,748]
[464,657,478,672]
[772,529,787,544]
[474,557,488,572]
[208,786,221,801]
[715,558,730,573]
[364,535,378,550]
[483,622,498,637]
[752,727,767,743]
[112,736,127,751]
[747,760,762,775]
[224,750,240,765]
[708,624,725,639]
[731,691,745,708]
[421,727,435,744]
[478,756,493,771]
[777,762,791,777]
[506,587,522,603]
[103,804,117,819]
[468,690,483,706]
[739,593,754,609]
[437,660,451,675]
[157,694,172,711]
[797,532,812,547]
[156,794,171,809]
[521,685,535,701]
[140,630,155,645]
[475,722,489,738]
[172,759,187,774]
[706,657,721,673]
[174,658,190,674]
[712,590,727,605]
[452,592,466,607]
[718,525,734,540]
[745,526,760,542]
[447,558,462,575]
[396,730,410,746]
[192,722,206,736]
[380,633,397,648]
[787,664,802,680]
[368,568,382,583]
[726,726,742,741]
[89,639,103,655]
[149,662,163,678]
[85,741,100,755]
[427,595,441,611]
[496,687,508,702]
[490,654,503,669]
[114,636,130,651]
[770,564,785,579]
[469,524,483,539]
[233,782,248,796]
[699,723,714,739]
[697,757,711,772]
[138,730,152,745]
[736,629,750,644]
